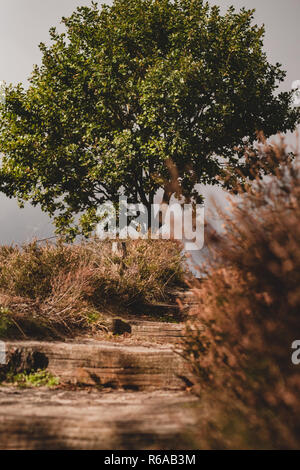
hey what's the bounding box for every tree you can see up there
[0,0,299,239]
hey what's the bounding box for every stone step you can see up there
[2,340,192,391]
[116,319,186,343]
[0,388,198,450]
[132,320,184,336]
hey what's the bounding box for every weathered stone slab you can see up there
[103,317,187,343]
[129,320,186,343]
[0,388,198,450]
[2,340,191,390]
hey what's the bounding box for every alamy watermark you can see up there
[292,80,300,107]
[291,340,300,365]
[96,197,204,251]
[0,341,6,365]
[0,81,5,106]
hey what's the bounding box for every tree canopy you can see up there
[0,0,299,238]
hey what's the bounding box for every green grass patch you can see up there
[3,369,60,388]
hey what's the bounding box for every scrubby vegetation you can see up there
[183,139,300,449]
[1,369,60,389]
[0,239,185,339]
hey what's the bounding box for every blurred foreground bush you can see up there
[183,138,300,449]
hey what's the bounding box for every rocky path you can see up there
[0,317,198,450]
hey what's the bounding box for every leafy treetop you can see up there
[0,0,299,238]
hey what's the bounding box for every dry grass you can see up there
[182,138,300,449]
[0,239,185,339]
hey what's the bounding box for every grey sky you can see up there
[0,0,299,244]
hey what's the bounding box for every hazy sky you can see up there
[0,0,299,244]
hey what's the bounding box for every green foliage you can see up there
[0,0,299,238]
[0,308,14,337]
[4,369,60,388]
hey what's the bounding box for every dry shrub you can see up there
[183,138,300,449]
[0,239,184,339]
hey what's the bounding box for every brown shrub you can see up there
[0,239,185,339]
[183,138,300,449]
